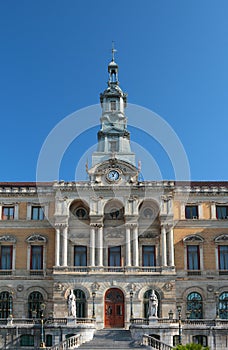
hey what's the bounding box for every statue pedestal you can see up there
[148,316,158,325]
[67,317,77,326]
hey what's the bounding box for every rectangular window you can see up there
[74,246,87,266]
[30,246,43,270]
[31,206,44,220]
[108,246,121,266]
[0,246,12,269]
[187,245,200,270]
[2,207,14,220]
[110,101,116,111]
[216,206,228,219]
[185,205,198,219]
[20,335,34,347]
[219,245,228,270]
[109,140,118,152]
[142,245,155,266]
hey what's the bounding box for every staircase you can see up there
[78,329,144,349]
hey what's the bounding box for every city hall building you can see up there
[0,55,227,350]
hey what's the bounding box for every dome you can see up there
[108,60,118,68]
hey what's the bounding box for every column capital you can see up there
[161,223,173,230]
[55,223,68,230]
[125,223,138,229]
[90,223,103,228]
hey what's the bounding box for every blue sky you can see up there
[0,0,228,181]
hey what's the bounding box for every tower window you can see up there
[109,140,118,152]
[110,101,116,111]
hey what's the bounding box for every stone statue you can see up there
[148,290,158,318]
[68,289,76,317]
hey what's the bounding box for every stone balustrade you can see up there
[143,334,173,350]
[49,334,82,350]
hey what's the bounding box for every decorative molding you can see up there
[163,282,173,292]
[26,234,47,243]
[183,235,204,243]
[91,282,100,291]
[215,234,228,242]
[0,235,16,243]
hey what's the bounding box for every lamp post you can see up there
[40,303,46,348]
[168,309,174,320]
[130,289,134,319]
[92,291,96,318]
[177,305,182,345]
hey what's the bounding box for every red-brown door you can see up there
[105,288,124,328]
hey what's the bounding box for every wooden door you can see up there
[105,288,124,328]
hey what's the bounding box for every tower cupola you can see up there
[108,47,119,84]
[91,46,136,167]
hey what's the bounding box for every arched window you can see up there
[219,292,228,319]
[143,290,160,318]
[74,289,86,318]
[187,292,203,319]
[28,291,44,318]
[0,291,12,318]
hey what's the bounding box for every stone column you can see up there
[97,225,103,266]
[90,225,95,267]
[55,226,60,266]
[62,225,68,266]
[133,225,139,266]
[104,136,108,152]
[126,225,131,266]
[161,226,167,267]
[168,227,174,266]
[211,203,216,219]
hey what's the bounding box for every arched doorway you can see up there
[105,288,124,328]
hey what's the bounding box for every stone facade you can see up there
[0,56,227,349]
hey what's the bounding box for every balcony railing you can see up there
[0,317,95,327]
[0,269,12,276]
[130,318,228,327]
[53,265,175,274]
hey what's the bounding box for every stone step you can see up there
[79,329,143,349]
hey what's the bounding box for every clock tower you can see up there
[89,48,138,184]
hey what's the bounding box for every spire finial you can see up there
[112,41,117,61]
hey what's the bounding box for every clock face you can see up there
[107,170,120,181]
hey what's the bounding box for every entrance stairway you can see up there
[78,329,144,349]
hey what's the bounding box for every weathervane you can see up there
[112,41,117,61]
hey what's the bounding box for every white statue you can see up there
[148,290,158,318]
[68,289,76,317]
